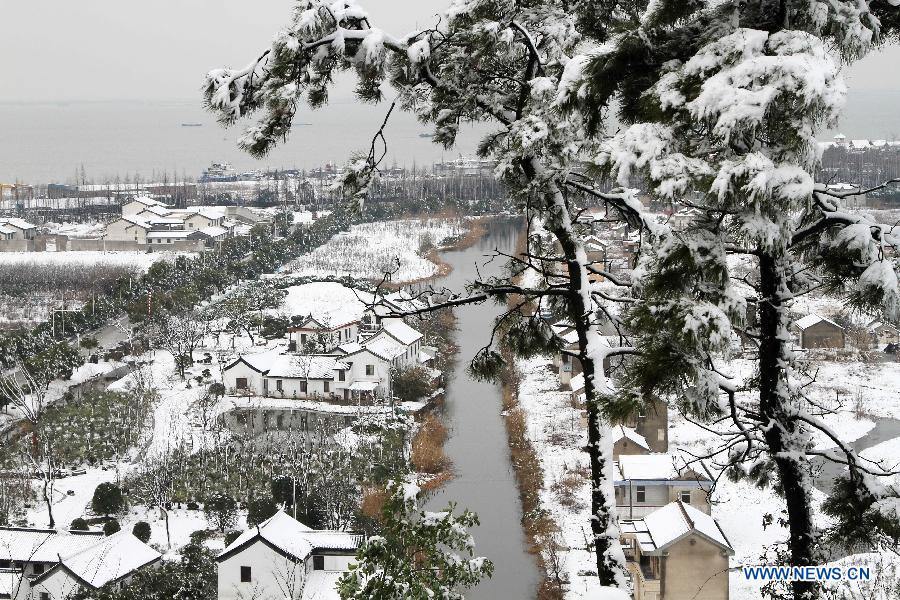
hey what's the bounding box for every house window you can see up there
[680,490,691,503]
[366,364,375,376]
[276,379,283,392]
[236,377,248,389]
[301,333,307,344]
[33,562,44,575]
[40,593,49,600]
[240,566,251,582]
[300,381,308,393]
[313,555,325,571]
[324,381,330,393]
[338,370,346,382]
[635,486,646,503]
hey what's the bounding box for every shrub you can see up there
[103,519,121,536]
[246,497,278,528]
[205,494,238,532]
[70,518,88,531]
[392,365,433,403]
[92,483,124,516]
[132,521,151,543]
[187,501,199,510]
[189,529,214,545]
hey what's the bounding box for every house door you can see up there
[263,379,268,395]
[344,389,349,401]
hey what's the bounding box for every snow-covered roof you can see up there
[869,320,899,332]
[198,225,228,238]
[0,218,36,230]
[49,531,161,589]
[615,455,711,482]
[117,216,152,229]
[612,426,650,451]
[0,226,16,236]
[0,528,103,564]
[127,196,168,208]
[337,342,363,355]
[621,501,733,555]
[380,320,423,346]
[277,283,368,327]
[228,350,348,379]
[794,314,843,331]
[218,511,360,563]
[570,373,584,394]
[361,334,408,360]
[136,205,171,216]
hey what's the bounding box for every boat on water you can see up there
[181,123,203,127]
[418,133,434,138]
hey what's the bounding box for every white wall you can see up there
[343,349,391,397]
[225,361,265,395]
[105,219,147,243]
[218,540,307,600]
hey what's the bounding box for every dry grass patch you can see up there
[411,413,451,475]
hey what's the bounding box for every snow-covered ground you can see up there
[283,218,465,282]
[515,353,900,600]
[43,221,107,238]
[0,250,187,270]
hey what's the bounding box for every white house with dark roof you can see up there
[224,350,351,401]
[217,511,360,600]
[0,527,103,581]
[15,530,160,600]
[620,501,734,600]
[614,454,713,519]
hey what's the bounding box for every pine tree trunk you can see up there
[758,252,817,600]
[533,172,624,586]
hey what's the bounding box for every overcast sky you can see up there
[1,1,898,103]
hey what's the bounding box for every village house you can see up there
[217,511,361,600]
[614,454,713,519]
[0,527,103,583]
[792,314,845,349]
[869,320,900,347]
[103,216,152,244]
[289,317,359,353]
[121,196,170,218]
[612,426,651,458]
[224,350,352,401]
[620,501,734,600]
[0,219,37,241]
[14,531,160,600]
[571,374,669,453]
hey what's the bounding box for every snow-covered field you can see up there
[283,218,465,282]
[0,250,187,270]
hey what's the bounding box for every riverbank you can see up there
[498,226,566,600]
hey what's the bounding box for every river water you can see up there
[425,217,541,600]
